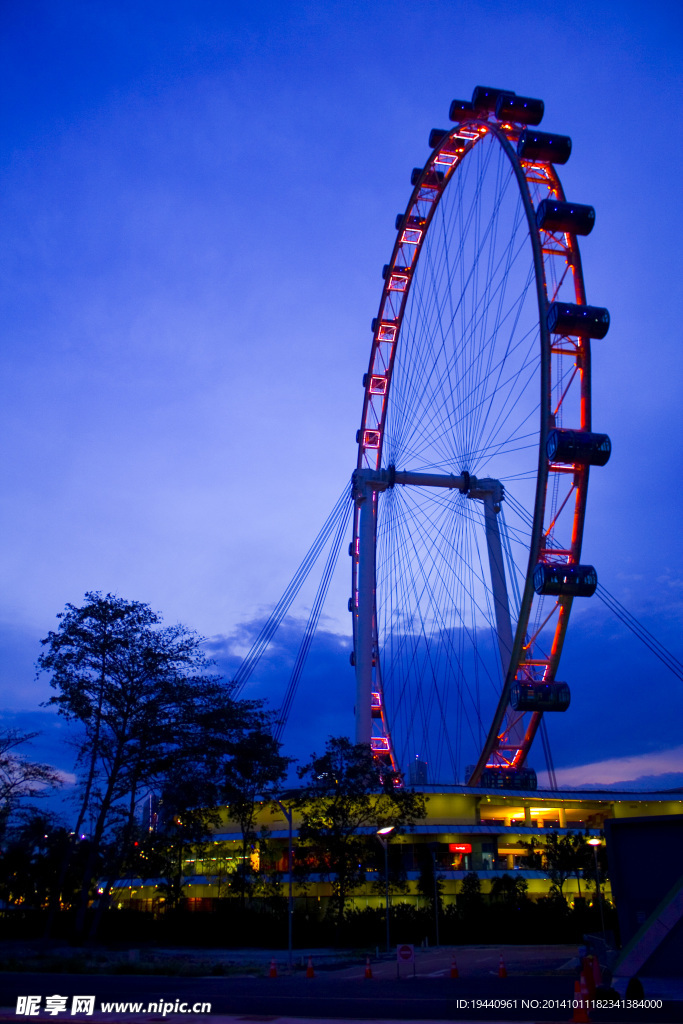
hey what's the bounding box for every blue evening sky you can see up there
[2,0,682,804]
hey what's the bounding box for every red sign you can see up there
[397,943,415,962]
[449,843,472,853]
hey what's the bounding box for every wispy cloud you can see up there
[545,746,683,788]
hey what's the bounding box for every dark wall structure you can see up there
[606,813,683,982]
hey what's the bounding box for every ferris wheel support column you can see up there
[475,486,514,675]
[477,487,525,750]
[354,478,375,746]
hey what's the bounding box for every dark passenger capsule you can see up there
[547,302,610,339]
[495,93,544,125]
[510,681,571,713]
[382,264,410,280]
[533,563,598,597]
[479,767,537,791]
[449,99,475,121]
[428,127,450,148]
[536,199,595,236]
[471,85,514,112]
[411,167,444,187]
[547,429,611,467]
[518,129,572,164]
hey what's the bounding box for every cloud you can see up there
[542,745,683,789]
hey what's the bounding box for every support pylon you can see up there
[268,958,277,978]
[571,977,590,1023]
[306,956,315,978]
[450,957,459,978]
[364,956,372,979]
[498,953,507,978]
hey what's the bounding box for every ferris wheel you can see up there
[350,86,611,789]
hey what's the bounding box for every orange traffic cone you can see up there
[306,956,315,978]
[571,977,590,1023]
[590,955,603,989]
[498,954,507,978]
[268,958,277,978]
[450,957,459,979]
[364,956,372,979]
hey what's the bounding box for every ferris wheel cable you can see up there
[468,209,531,459]
[387,501,471,776]
[396,303,539,475]
[279,498,352,716]
[389,490,502,643]
[398,242,535,467]
[379,492,488,753]
[231,483,352,695]
[237,490,349,669]
[275,495,353,740]
[383,491,496,733]
[594,585,683,680]
[394,170,526,464]
[539,717,558,791]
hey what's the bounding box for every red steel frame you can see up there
[351,112,595,784]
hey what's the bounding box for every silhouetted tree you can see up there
[0,730,61,839]
[221,720,291,904]
[522,832,592,903]
[296,736,426,926]
[0,811,87,910]
[458,871,483,912]
[37,591,264,935]
[490,872,528,907]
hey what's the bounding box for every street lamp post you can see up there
[377,826,395,953]
[587,837,606,940]
[276,800,294,969]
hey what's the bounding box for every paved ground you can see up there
[1,945,681,1023]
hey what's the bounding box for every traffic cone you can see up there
[498,954,507,978]
[571,977,590,1023]
[580,973,592,1019]
[591,956,603,989]
[581,956,596,996]
[450,957,459,979]
[364,956,372,979]
[306,956,315,978]
[268,958,277,978]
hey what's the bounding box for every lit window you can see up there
[370,737,390,752]
[368,375,387,395]
[388,273,409,292]
[363,429,381,448]
[400,227,422,244]
[377,322,398,342]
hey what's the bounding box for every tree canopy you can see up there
[296,735,427,924]
[37,591,287,934]
[0,729,61,839]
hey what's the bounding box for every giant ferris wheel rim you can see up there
[351,95,604,786]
